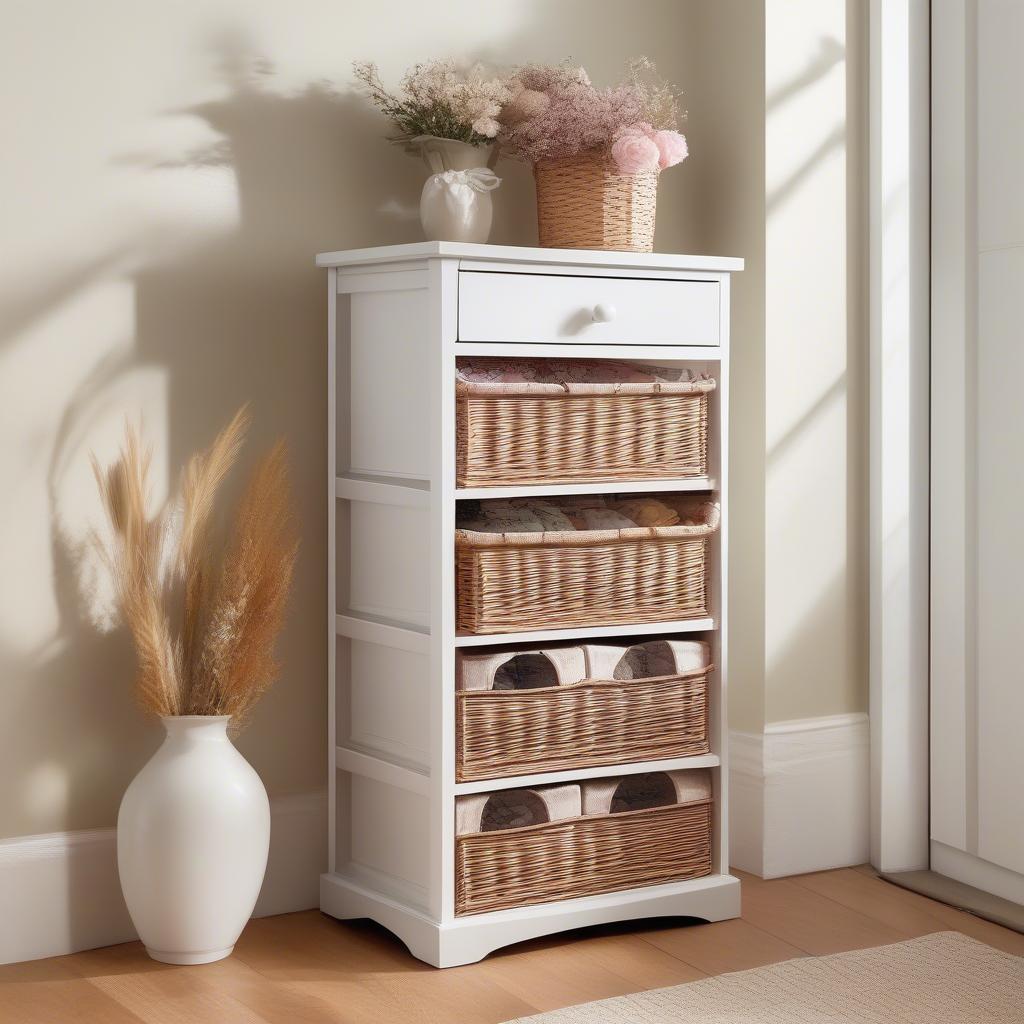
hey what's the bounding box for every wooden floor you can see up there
[4,866,1024,1023]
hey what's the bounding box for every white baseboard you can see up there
[729,713,870,879]
[0,716,872,964]
[0,788,326,965]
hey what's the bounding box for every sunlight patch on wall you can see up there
[0,272,168,658]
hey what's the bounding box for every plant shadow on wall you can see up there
[18,35,472,953]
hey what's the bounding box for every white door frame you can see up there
[867,0,931,873]
[928,0,1024,906]
[928,0,974,875]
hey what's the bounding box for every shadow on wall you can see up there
[5,34,531,950]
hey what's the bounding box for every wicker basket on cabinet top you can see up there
[455,640,711,782]
[455,500,720,635]
[455,372,715,487]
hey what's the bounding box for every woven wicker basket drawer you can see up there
[458,271,720,346]
[456,502,720,635]
[456,380,713,487]
[455,797,713,916]
[456,641,711,782]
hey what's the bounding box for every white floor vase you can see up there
[117,715,270,965]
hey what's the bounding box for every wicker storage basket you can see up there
[455,501,720,635]
[535,156,658,252]
[455,795,712,915]
[455,641,711,782]
[456,375,714,488]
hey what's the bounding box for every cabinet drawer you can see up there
[458,271,720,346]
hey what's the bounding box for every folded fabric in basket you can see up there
[660,495,712,526]
[607,498,680,527]
[456,784,582,836]
[456,646,587,691]
[582,639,711,681]
[457,499,575,534]
[581,769,712,816]
[527,500,576,532]
[456,495,709,534]
[457,358,683,386]
[567,506,638,531]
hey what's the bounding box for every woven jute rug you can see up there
[502,932,1024,1023]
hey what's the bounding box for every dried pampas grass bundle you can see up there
[93,408,298,729]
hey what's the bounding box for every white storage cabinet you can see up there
[318,241,743,967]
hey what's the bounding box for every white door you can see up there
[931,0,1024,905]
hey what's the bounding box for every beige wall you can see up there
[0,0,867,846]
[763,0,868,723]
[685,0,768,735]
[683,0,868,731]
[0,0,709,842]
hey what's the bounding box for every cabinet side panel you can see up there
[328,271,339,873]
[715,274,731,875]
[349,290,431,479]
[348,776,431,910]
[348,639,430,770]
[428,259,459,924]
[347,502,430,627]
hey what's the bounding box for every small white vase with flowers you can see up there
[354,59,506,243]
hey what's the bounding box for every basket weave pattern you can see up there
[535,156,658,252]
[455,800,712,915]
[456,670,710,782]
[455,505,719,634]
[456,391,710,487]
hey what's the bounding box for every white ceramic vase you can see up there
[416,136,500,243]
[117,715,270,965]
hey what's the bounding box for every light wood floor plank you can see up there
[734,869,909,954]
[62,942,273,1024]
[641,916,806,974]
[234,912,536,1024]
[478,927,705,1014]
[791,868,962,938]
[0,956,146,1024]
[3,868,1023,1024]
[823,866,1024,957]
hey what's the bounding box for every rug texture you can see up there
[503,932,1024,1023]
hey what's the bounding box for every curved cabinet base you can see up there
[320,871,741,969]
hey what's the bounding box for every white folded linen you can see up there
[581,769,712,816]
[456,784,582,836]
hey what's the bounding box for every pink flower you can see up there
[611,132,660,174]
[652,130,688,168]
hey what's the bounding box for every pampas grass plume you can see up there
[92,409,298,728]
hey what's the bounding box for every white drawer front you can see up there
[458,271,720,346]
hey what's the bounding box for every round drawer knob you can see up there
[592,303,617,323]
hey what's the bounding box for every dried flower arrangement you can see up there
[92,408,298,729]
[499,58,688,174]
[353,59,511,146]
[498,58,689,251]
